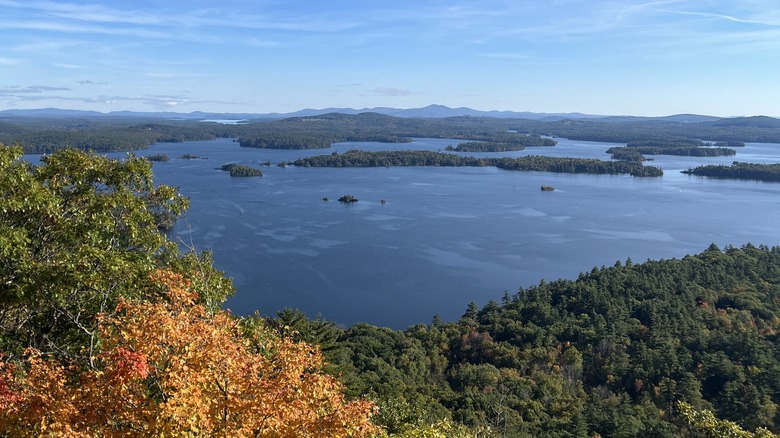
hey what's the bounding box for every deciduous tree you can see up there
[0,270,379,437]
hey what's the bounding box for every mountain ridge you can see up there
[0,104,737,123]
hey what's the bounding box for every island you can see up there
[541,185,555,191]
[219,163,263,177]
[293,150,663,177]
[338,194,358,203]
[145,153,170,162]
[607,140,737,159]
[681,161,780,182]
[446,142,526,152]
[445,136,556,153]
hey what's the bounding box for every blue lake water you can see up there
[28,138,780,328]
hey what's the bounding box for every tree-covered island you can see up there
[445,141,528,152]
[144,153,170,162]
[444,135,556,153]
[219,163,264,177]
[607,139,738,161]
[294,150,664,177]
[682,161,780,182]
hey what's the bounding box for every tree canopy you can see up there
[0,143,379,436]
[0,270,379,437]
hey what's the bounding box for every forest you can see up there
[3,142,776,436]
[4,111,777,154]
[300,242,780,437]
[0,118,219,153]
[3,109,780,436]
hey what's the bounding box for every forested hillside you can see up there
[0,118,220,153]
[4,112,780,154]
[273,244,780,437]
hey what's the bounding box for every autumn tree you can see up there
[678,402,777,438]
[0,270,380,437]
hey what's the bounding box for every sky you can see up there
[1,0,779,117]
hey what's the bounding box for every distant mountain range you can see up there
[0,104,744,124]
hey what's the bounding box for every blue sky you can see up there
[1,0,779,116]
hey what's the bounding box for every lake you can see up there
[33,138,780,328]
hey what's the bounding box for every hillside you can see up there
[284,243,780,436]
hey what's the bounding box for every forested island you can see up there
[145,153,170,162]
[682,161,780,182]
[608,145,736,158]
[445,142,526,152]
[219,163,264,177]
[2,143,779,436]
[606,139,738,162]
[293,150,664,177]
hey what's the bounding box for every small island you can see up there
[541,185,555,191]
[145,153,170,162]
[179,153,202,160]
[338,194,358,203]
[219,163,263,177]
[607,148,647,162]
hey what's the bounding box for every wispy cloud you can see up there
[0,57,21,65]
[0,0,364,47]
[657,9,780,26]
[1,89,243,109]
[78,80,108,86]
[0,85,72,94]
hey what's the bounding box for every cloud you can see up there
[0,85,72,95]
[0,0,364,50]
[656,9,780,26]
[0,57,21,65]
[78,80,108,85]
[1,89,243,110]
[367,87,422,97]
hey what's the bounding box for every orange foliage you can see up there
[0,270,379,437]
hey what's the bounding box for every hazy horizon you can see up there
[2,1,779,117]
